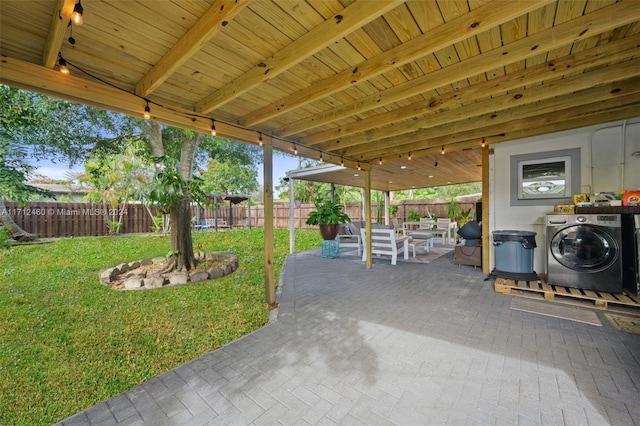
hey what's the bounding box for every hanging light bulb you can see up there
[319,152,323,162]
[357,161,361,171]
[293,144,297,155]
[258,132,263,147]
[143,101,151,120]
[340,157,344,167]
[379,157,383,165]
[58,54,70,75]
[481,137,485,148]
[210,119,217,136]
[441,145,445,155]
[434,161,438,167]
[71,0,84,26]
[408,152,412,160]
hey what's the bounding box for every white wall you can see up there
[489,117,640,274]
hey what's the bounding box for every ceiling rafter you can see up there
[194,0,405,114]
[357,84,640,162]
[42,0,75,68]
[299,1,640,146]
[316,34,640,153]
[324,58,640,156]
[238,0,554,127]
[384,96,640,162]
[135,0,248,97]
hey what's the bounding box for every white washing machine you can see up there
[546,214,623,293]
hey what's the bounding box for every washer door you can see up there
[550,225,619,272]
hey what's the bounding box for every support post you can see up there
[482,145,491,274]
[248,198,252,229]
[288,177,295,254]
[384,191,390,225]
[263,142,275,305]
[364,170,372,268]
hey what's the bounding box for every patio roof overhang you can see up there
[1,1,639,189]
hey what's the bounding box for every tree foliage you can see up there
[200,159,258,196]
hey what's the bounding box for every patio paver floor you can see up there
[58,249,640,425]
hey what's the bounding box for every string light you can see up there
[379,157,383,165]
[293,144,297,155]
[408,152,412,160]
[58,54,69,75]
[319,152,323,162]
[71,0,84,26]
[258,132,263,147]
[357,161,361,171]
[434,161,438,167]
[481,137,485,148]
[341,157,344,167]
[210,119,216,136]
[143,100,150,120]
[441,145,445,155]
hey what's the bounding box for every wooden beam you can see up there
[135,0,248,97]
[240,0,553,127]
[482,146,490,275]
[263,140,275,306]
[291,0,640,142]
[195,0,405,115]
[42,0,75,68]
[311,35,640,148]
[330,62,640,157]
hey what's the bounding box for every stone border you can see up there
[98,252,239,290]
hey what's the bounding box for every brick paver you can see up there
[58,250,640,425]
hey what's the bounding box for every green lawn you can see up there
[0,228,321,425]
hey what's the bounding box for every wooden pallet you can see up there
[495,277,640,315]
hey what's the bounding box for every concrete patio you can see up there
[58,250,640,425]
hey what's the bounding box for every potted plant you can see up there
[305,199,351,240]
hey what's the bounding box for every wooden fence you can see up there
[5,196,480,238]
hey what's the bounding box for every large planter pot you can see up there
[319,224,339,240]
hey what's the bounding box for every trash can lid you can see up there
[493,230,537,237]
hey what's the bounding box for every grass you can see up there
[0,228,322,425]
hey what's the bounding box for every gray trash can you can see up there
[493,230,536,274]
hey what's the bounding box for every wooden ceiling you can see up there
[1,0,639,191]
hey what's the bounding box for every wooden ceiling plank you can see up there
[291,1,640,143]
[327,56,640,154]
[351,82,640,161]
[42,0,75,68]
[134,0,248,97]
[194,0,405,114]
[241,0,553,127]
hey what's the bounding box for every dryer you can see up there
[546,214,623,293]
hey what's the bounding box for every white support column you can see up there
[384,191,390,225]
[289,177,295,254]
[364,171,372,269]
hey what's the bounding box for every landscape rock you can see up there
[98,268,115,284]
[124,277,143,289]
[143,275,164,289]
[140,258,153,266]
[208,267,224,279]
[152,257,166,264]
[189,271,209,283]
[224,263,233,275]
[117,263,130,274]
[128,261,140,270]
[168,272,189,285]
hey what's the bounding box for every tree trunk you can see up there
[0,199,38,242]
[169,197,196,271]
